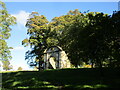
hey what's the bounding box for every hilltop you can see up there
[1,68,120,89]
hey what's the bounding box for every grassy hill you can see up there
[1,68,120,89]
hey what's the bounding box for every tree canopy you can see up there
[0,1,16,70]
[22,12,51,70]
[23,9,120,70]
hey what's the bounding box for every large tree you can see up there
[22,10,79,70]
[22,12,51,71]
[61,12,111,68]
[51,10,113,68]
[50,9,89,67]
[80,12,111,68]
[23,9,120,70]
[108,11,120,67]
[0,1,16,70]
[60,11,120,68]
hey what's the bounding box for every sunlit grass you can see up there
[94,84,107,88]
[17,86,29,89]
[0,70,18,73]
[64,84,107,89]
[1,68,120,89]
[12,81,21,86]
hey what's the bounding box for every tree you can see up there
[108,11,120,67]
[22,10,80,70]
[22,9,120,70]
[0,1,16,66]
[49,9,82,46]
[83,11,120,68]
[2,60,13,71]
[62,10,89,67]
[22,12,51,71]
[60,10,120,68]
[53,10,111,68]
[17,67,23,71]
[50,9,89,67]
[64,12,111,68]
[22,9,92,68]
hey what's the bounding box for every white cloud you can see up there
[12,10,30,26]
[11,46,25,51]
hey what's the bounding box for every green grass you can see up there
[1,68,120,89]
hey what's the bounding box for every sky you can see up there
[0,0,119,70]
[1,0,120,2]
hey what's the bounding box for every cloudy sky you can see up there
[1,1,118,70]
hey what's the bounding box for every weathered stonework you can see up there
[43,46,71,69]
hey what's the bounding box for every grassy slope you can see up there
[1,68,120,89]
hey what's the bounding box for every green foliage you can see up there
[23,9,120,69]
[58,10,120,68]
[22,12,52,70]
[22,10,83,70]
[17,67,23,71]
[2,60,13,71]
[0,1,16,64]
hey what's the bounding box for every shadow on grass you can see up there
[1,68,120,89]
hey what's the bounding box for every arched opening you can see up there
[44,46,62,69]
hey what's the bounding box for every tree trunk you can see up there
[38,60,41,71]
[91,60,94,68]
[98,59,104,84]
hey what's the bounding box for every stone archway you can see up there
[44,46,62,69]
[44,46,71,69]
